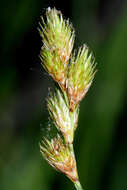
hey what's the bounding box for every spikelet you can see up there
[39,7,75,89]
[67,45,96,111]
[40,134,78,182]
[47,89,79,144]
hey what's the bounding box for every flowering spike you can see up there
[40,134,78,182]
[39,7,75,89]
[67,45,97,111]
[38,7,97,190]
[47,89,79,144]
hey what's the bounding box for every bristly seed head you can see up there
[40,134,78,182]
[67,45,97,111]
[39,7,75,89]
[47,89,79,144]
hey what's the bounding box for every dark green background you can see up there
[0,0,127,189]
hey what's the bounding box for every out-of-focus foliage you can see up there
[0,0,127,190]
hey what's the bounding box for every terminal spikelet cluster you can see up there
[39,7,75,89]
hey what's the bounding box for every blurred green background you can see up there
[0,0,127,189]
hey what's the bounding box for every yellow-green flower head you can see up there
[40,134,78,182]
[39,7,75,88]
[40,47,67,87]
[39,7,75,62]
[67,45,96,111]
[47,89,79,144]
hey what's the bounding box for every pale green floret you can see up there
[40,135,67,169]
[40,134,78,182]
[40,135,66,162]
[39,7,75,62]
[40,47,67,84]
[69,45,95,90]
[47,89,79,144]
[67,45,96,111]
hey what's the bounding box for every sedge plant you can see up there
[38,7,96,190]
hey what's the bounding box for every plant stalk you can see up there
[69,144,83,190]
[74,181,83,190]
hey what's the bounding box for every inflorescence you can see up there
[38,7,96,190]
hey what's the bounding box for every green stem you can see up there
[74,181,83,190]
[69,143,74,153]
[69,144,84,190]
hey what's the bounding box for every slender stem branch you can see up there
[74,181,83,190]
[68,144,83,190]
[69,143,74,154]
